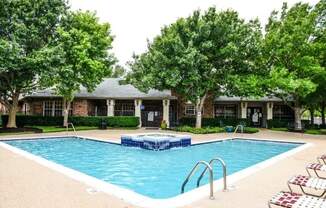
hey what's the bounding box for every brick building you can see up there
[20,78,294,128]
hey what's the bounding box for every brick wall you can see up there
[203,94,214,118]
[32,100,43,115]
[172,91,214,119]
[72,99,88,116]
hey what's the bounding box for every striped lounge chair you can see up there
[306,163,326,179]
[318,155,326,165]
[287,175,326,197]
[268,191,326,208]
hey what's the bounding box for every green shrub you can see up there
[171,125,258,134]
[243,127,259,133]
[1,115,62,127]
[1,115,139,128]
[178,117,250,127]
[267,119,293,128]
[320,129,326,134]
[173,126,225,134]
[266,119,316,129]
[160,120,168,129]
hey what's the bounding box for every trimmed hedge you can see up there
[242,127,259,133]
[267,119,293,128]
[1,115,139,128]
[171,125,259,134]
[178,117,250,127]
[267,119,316,129]
[173,126,225,134]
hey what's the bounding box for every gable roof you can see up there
[214,96,283,102]
[25,78,176,100]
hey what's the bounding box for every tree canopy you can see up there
[45,11,116,126]
[0,0,67,127]
[127,7,262,127]
[263,1,325,130]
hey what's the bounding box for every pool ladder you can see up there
[233,124,244,136]
[66,122,77,137]
[181,157,227,199]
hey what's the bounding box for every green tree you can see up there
[127,7,262,128]
[48,11,115,127]
[0,0,67,128]
[263,1,325,130]
[310,0,326,126]
[112,65,126,78]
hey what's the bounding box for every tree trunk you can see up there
[6,93,19,128]
[293,102,302,131]
[195,94,207,128]
[63,98,71,127]
[321,102,325,126]
[309,108,314,125]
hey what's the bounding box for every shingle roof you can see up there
[25,78,176,100]
[214,96,283,102]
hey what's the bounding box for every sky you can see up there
[70,0,319,67]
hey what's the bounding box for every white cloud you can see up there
[69,0,319,66]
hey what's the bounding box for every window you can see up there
[273,105,294,120]
[43,100,64,117]
[114,101,135,116]
[54,100,63,116]
[185,105,196,116]
[43,101,53,116]
[214,104,237,118]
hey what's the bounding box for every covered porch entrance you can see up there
[140,100,177,127]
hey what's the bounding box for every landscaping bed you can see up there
[26,126,99,133]
[271,127,326,135]
[1,115,140,128]
[169,126,259,134]
[0,127,42,135]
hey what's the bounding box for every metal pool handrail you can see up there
[233,124,244,135]
[196,158,227,191]
[66,122,77,137]
[181,161,214,199]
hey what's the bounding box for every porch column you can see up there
[240,102,248,119]
[162,99,170,128]
[267,102,274,120]
[134,99,142,127]
[106,99,115,116]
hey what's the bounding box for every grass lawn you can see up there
[28,126,98,133]
[271,128,288,132]
[0,126,99,136]
[170,126,259,134]
[304,129,326,135]
[0,126,139,136]
[271,127,326,135]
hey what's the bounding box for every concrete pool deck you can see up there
[0,129,325,208]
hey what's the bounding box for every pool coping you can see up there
[0,135,312,208]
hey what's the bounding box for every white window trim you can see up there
[43,100,64,117]
[185,104,196,116]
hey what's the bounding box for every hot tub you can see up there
[121,133,191,150]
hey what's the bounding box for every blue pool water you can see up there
[4,137,301,199]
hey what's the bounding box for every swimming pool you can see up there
[3,137,303,200]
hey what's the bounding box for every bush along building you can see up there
[14,78,294,128]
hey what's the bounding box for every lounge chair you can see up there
[318,155,326,165]
[287,175,326,197]
[306,163,326,179]
[268,191,326,208]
